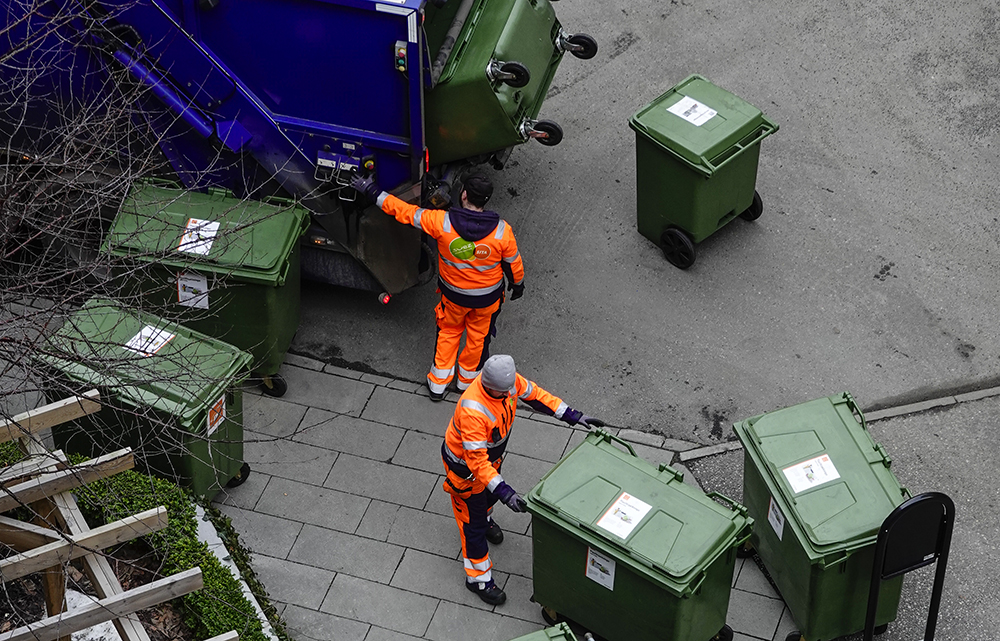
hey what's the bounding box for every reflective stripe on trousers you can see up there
[444,480,499,583]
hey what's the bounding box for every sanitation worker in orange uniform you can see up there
[440,354,605,605]
[352,172,524,401]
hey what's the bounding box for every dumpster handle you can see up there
[843,391,868,432]
[597,429,638,458]
[688,571,707,595]
[701,120,778,174]
[705,491,749,518]
[734,522,753,549]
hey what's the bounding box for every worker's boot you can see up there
[466,579,506,605]
[486,519,504,545]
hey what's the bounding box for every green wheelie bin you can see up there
[526,429,751,641]
[423,0,594,165]
[35,297,253,498]
[506,623,579,641]
[629,74,778,269]
[103,181,308,397]
[732,392,910,641]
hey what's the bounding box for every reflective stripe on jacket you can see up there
[378,193,525,308]
[443,373,565,494]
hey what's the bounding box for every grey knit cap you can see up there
[481,354,516,393]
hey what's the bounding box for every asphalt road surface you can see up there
[293,0,1000,446]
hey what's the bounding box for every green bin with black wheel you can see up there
[526,429,751,641]
[103,181,308,397]
[732,392,909,641]
[629,74,778,269]
[35,297,253,498]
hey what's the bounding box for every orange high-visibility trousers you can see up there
[426,295,503,395]
[445,482,498,584]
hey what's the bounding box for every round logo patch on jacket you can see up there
[449,238,476,260]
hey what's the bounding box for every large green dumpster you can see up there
[507,623,578,641]
[629,74,778,269]
[103,182,308,396]
[35,297,253,498]
[423,0,566,165]
[732,392,909,641]
[526,429,751,641]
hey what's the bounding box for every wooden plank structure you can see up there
[0,391,237,641]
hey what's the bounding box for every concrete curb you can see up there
[865,386,1000,421]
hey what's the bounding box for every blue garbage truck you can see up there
[1,0,596,296]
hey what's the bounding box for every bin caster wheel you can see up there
[736,542,755,558]
[661,228,696,269]
[226,462,251,488]
[566,33,598,59]
[260,373,287,397]
[540,607,564,625]
[532,120,563,146]
[874,623,888,635]
[784,632,805,641]
[711,624,734,641]
[739,190,763,221]
[499,61,530,88]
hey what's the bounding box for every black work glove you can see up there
[508,281,524,301]
[350,173,381,203]
[494,481,527,513]
[562,408,606,428]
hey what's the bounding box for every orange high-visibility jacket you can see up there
[442,373,566,495]
[378,193,525,308]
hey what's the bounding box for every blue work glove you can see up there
[562,408,606,428]
[508,281,524,300]
[350,173,381,203]
[493,481,527,513]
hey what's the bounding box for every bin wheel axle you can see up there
[226,462,251,488]
[260,373,288,397]
[712,624,734,641]
[739,190,764,221]
[487,59,531,88]
[558,31,598,59]
[661,227,696,269]
[736,541,755,558]
[520,119,563,146]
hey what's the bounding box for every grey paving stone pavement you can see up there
[213,362,815,641]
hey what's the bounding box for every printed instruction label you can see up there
[585,546,616,591]
[767,496,785,541]
[177,271,209,309]
[596,492,653,539]
[207,396,226,436]
[667,96,718,126]
[782,454,841,494]
[177,218,220,255]
[124,325,175,357]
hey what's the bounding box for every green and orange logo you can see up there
[450,238,491,260]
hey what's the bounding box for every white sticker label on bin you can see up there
[177,271,209,309]
[178,218,220,255]
[586,547,616,591]
[596,492,652,539]
[124,325,175,357]
[667,96,718,126]
[207,396,226,436]
[768,496,785,541]
[782,454,841,494]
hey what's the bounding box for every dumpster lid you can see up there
[526,431,749,587]
[628,74,776,176]
[735,393,907,549]
[104,183,308,285]
[34,298,252,426]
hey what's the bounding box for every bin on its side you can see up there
[35,297,253,498]
[733,392,909,640]
[506,623,578,641]
[629,74,777,267]
[103,182,308,394]
[526,429,751,641]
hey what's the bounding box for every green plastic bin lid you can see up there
[628,74,775,176]
[34,297,252,429]
[527,430,749,592]
[507,623,578,641]
[103,182,308,286]
[734,393,906,551]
